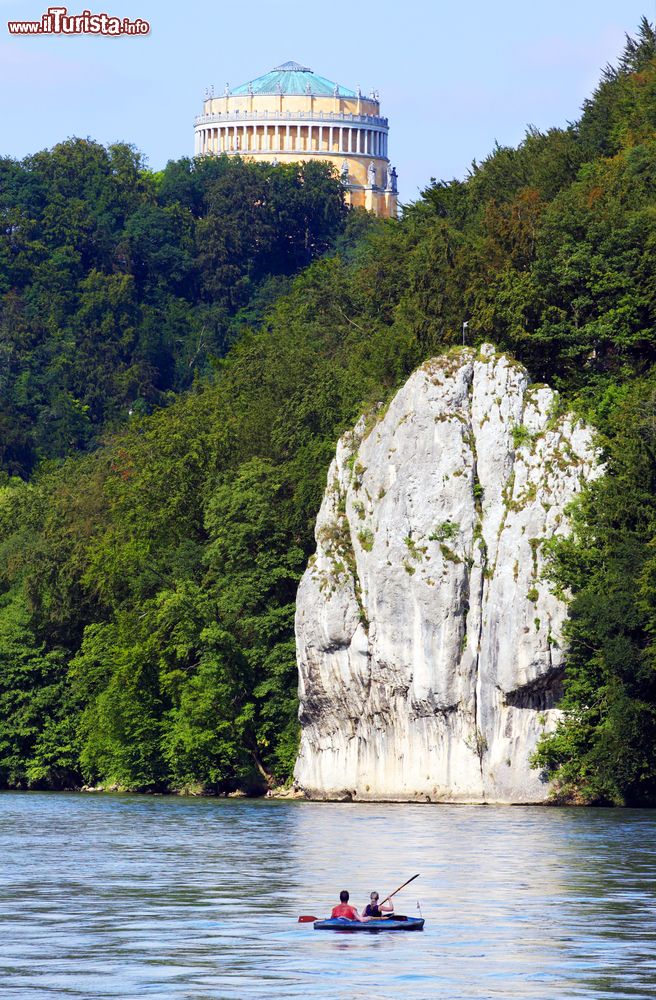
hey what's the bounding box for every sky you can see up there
[0,0,654,203]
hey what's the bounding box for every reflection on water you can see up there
[1,794,656,998]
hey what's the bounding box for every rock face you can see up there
[294,345,600,803]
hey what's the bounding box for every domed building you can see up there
[194,60,398,218]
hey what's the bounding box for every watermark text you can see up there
[7,6,150,35]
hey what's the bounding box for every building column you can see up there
[329,126,334,152]
[275,124,279,150]
[286,124,290,150]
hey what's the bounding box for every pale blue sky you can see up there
[0,0,653,202]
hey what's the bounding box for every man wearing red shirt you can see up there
[331,890,367,921]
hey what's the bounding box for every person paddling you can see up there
[363,891,394,918]
[331,890,367,922]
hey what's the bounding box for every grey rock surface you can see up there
[294,345,600,802]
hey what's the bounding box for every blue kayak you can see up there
[314,916,424,931]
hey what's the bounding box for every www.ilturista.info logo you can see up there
[7,6,150,35]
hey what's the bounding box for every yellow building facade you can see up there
[194,61,398,218]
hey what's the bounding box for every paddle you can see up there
[379,872,420,908]
[297,873,420,923]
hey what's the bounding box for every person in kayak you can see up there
[331,890,367,921]
[363,891,394,918]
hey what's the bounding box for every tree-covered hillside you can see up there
[0,148,347,475]
[2,20,656,803]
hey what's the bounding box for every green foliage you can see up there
[0,144,346,475]
[358,529,375,552]
[533,377,656,804]
[0,588,79,788]
[429,520,459,542]
[511,424,533,449]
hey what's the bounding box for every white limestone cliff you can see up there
[294,345,600,803]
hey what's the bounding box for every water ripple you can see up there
[1,794,656,998]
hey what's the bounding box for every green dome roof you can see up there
[231,61,357,98]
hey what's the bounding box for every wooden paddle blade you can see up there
[298,915,318,922]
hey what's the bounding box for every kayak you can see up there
[314,916,424,931]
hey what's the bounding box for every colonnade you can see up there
[194,122,389,158]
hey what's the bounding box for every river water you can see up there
[1,793,656,999]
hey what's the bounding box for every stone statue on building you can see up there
[340,159,349,184]
[368,161,377,188]
[333,84,339,97]
[386,165,398,193]
[224,83,230,97]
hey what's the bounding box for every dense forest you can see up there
[2,20,656,803]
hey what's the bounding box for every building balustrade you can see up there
[194,120,389,159]
[194,110,388,128]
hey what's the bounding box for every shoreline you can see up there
[0,784,600,806]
